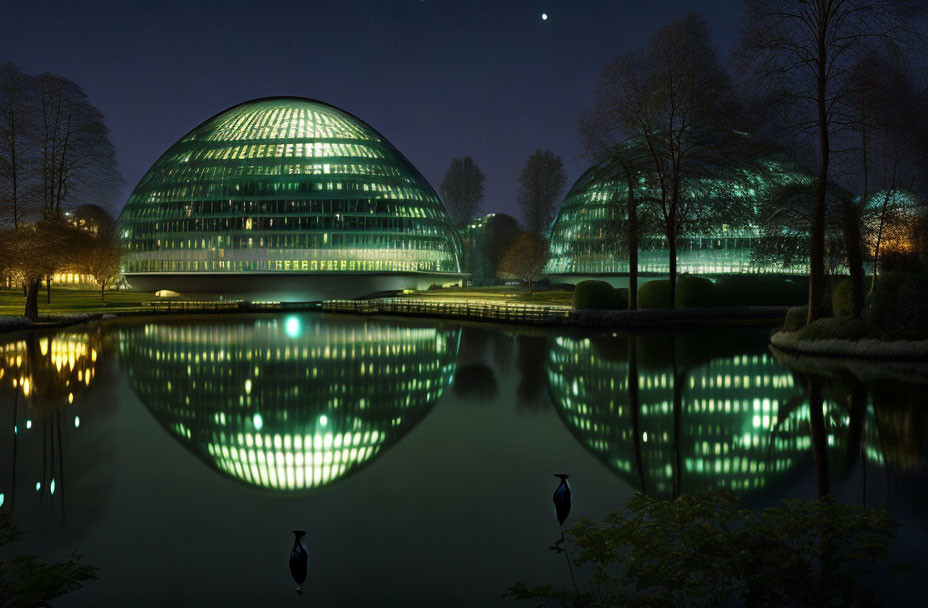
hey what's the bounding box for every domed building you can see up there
[119,97,463,300]
[546,334,848,497]
[543,155,810,284]
[117,316,460,492]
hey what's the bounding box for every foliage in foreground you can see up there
[1,515,96,607]
[508,492,903,608]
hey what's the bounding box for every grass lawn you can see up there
[404,286,573,307]
[0,287,161,316]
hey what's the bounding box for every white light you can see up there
[320,415,328,427]
[26,420,32,429]
[542,13,548,20]
[253,413,263,431]
[50,478,56,495]
[35,482,41,492]
[285,316,301,338]
[74,416,80,428]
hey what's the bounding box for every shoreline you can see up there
[0,301,322,335]
[770,330,928,361]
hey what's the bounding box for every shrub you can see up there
[870,271,928,340]
[880,251,925,274]
[572,280,626,310]
[782,306,808,332]
[797,317,869,341]
[637,279,672,309]
[508,492,902,608]
[675,275,717,308]
[831,279,853,317]
[613,288,629,310]
[714,275,806,306]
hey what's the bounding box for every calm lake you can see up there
[1,313,926,606]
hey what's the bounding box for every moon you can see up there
[542,13,548,20]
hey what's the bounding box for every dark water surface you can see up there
[1,313,926,606]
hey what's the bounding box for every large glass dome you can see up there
[544,155,810,277]
[118,97,462,296]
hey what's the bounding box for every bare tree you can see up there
[34,73,120,220]
[0,63,35,228]
[439,156,486,228]
[843,50,928,296]
[497,231,550,295]
[575,116,654,309]
[585,13,750,308]
[738,0,925,324]
[72,205,122,302]
[517,149,567,233]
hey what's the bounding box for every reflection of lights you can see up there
[50,478,56,495]
[0,493,4,508]
[35,482,41,492]
[547,337,834,496]
[245,379,252,394]
[74,416,80,428]
[285,316,301,338]
[119,320,460,491]
[25,419,32,429]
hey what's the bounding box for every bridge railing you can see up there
[322,298,572,325]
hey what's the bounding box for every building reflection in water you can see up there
[117,316,460,492]
[0,327,108,524]
[547,331,860,498]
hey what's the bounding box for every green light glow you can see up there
[118,317,460,491]
[285,316,301,338]
[119,98,462,276]
[544,156,811,276]
[547,335,849,496]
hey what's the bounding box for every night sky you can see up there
[1,0,744,222]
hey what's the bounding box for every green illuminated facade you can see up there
[544,157,811,279]
[117,317,460,491]
[547,335,849,496]
[119,97,463,298]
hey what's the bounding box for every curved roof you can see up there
[544,150,811,276]
[545,335,841,497]
[119,97,462,276]
[118,316,460,492]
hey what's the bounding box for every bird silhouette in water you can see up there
[289,530,308,595]
[552,473,581,594]
[553,474,571,525]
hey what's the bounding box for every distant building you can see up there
[118,97,463,300]
[459,213,521,286]
[544,156,811,286]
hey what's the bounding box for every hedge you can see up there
[638,280,672,309]
[572,280,628,310]
[675,275,717,308]
[869,271,928,340]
